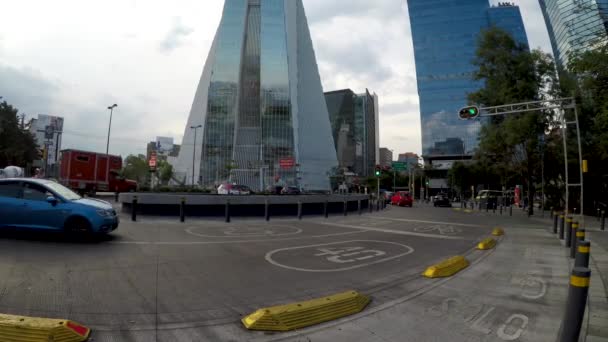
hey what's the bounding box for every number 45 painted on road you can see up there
[315,247,386,264]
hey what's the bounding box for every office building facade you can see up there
[175,0,337,191]
[539,0,608,68]
[398,152,420,167]
[406,1,529,159]
[325,89,378,177]
[379,148,393,168]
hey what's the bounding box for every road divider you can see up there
[492,227,505,236]
[241,290,370,332]
[477,237,497,250]
[423,256,469,278]
[0,314,90,342]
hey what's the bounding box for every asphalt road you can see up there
[0,203,548,341]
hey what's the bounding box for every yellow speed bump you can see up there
[492,227,505,236]
[453,208,462,212]
[242,290,370,332]
[0,314,90,342]
[423,256,469,278]
[477,238,497,250]
[464,209,473,214]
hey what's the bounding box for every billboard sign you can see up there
[279,157,295,170]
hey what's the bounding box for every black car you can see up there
[433,193,451,207]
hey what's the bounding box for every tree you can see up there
[0,101,39,168]
[468,27,559,215]
[158,160,174,185]
[121,154,149,185]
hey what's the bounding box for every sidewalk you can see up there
[516,212,608,341]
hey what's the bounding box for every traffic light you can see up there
[375,166,382,177]
[459,106,480,120]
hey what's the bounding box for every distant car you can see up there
[391,191,413,207]
[281,186,301,195]
[433,193,451,207]
[0,178,119,234]
[217,183,252,195]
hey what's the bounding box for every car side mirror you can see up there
[46,196,59,206]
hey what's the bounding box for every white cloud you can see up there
[0,0,552,158]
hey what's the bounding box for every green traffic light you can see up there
[468,108,477,115]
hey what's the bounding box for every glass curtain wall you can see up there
[200,1,246,186]
[261,0,296,189]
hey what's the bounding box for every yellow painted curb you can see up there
[0,314,90,342]
[423,256,469,278]
[242,290,370,332]
[477,238,497,250]
[492,227,505,236]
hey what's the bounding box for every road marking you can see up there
[110,230,365,245]
[265,240,414,272]
[185,225,302,238]
[317,222,466,240]
[414,225,463,235]
[372,217,486,228]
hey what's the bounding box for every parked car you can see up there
[433,193,451,207]
[281,186,301,195]
[0,178,119,234]
[217,183,252,195]
[391,191,413,207]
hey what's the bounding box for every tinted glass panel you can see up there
[0,182,22,198]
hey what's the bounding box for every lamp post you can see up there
[106,104,118,155]
[190,125,202,186]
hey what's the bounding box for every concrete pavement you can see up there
[0,202,599,341]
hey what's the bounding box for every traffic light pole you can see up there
[468,98,583,226]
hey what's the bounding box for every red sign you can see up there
[279,157,295,170]
[149,153,157,169]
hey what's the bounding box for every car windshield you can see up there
[43,182,82,201]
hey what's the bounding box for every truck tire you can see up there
[64,216,92,234]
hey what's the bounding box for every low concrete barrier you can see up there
[0,314,90,342]
[423,256,469,278]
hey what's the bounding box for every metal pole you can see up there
[106,104,117,155]
[393,170,396,192]
[561,108,570,218]
[574,105,584,228]
[602,211,606,231]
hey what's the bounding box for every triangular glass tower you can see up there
[175,0,337,191]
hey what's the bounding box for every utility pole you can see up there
[106,104,118,155]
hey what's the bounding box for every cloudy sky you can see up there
[0,0,552,158]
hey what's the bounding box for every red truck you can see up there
[59,149,138,194]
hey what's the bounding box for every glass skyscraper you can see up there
[539,0,608,68]
[176,0,337,191]
[406,1,529,158]
[324,89,378,177]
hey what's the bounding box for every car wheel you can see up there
[65,216,92,235]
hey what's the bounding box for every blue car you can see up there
[0,178,119,234]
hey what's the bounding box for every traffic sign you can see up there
[392,162,407,171]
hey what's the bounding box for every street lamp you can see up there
[190,125,202,186]
[106,104,118,155]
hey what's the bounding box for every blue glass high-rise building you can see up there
[539,0,608,69]
[175,0,338,191]
[406,1,529,159]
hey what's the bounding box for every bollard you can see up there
[115,192,119,203]
[575,241,591,268]
[598,208,601,222]
[570,222,579,258]
[559,267,591,342]
[265,200,270,221]
[553,213,558,234]
[298,201,303,220]
[565,217,573,248]
[509,205,513,216]
[180,197,186,223]
[559,214,565,240]
[225,201,231,223]
[500,205,503,215]
[602,211,606,231]
[325,200,329,218]
[343,201,348,217]
[358,200,362,215]
[571,228,585,259]
[131,196,138,222]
